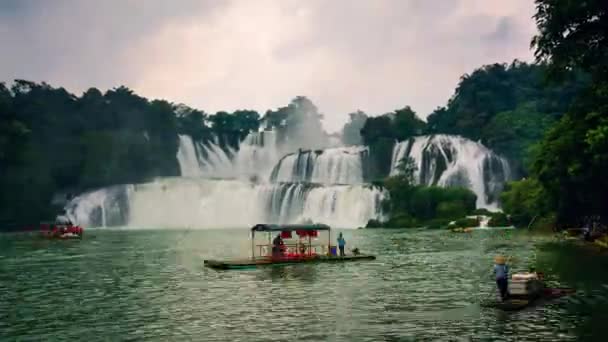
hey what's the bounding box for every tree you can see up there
[530,0,608,224]
[394,156,417,185]
[393,106,425,140]
[532,0,608,82]
[425,61,587,174]
[501,178,548,227]
[263,97,328,150]
[341,110,367,145]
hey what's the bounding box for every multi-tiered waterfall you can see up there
[66,130,511,228]
[389,134,512,209]
[66,130,386,228]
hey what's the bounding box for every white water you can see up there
[66,178,386,228]
[390,135,511,209]
[177,135,235,178]
[271,146,366,184]
[69,131,510,229]
[177,135,202,177]
[232,130,280,181]
[300,185,386,227]
[66,185,132,228]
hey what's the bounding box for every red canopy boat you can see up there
[40,216,83,239]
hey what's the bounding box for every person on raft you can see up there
[337,233,346,257]
[272,234,284,258]
[494,255,510,301]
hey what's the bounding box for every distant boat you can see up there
[40,216,83,239]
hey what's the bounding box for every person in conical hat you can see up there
[493,255,509,301]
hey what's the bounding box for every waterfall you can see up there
[232,130,280,181]
[65,179,385,228]
[69,130,512,228]
[65,185,132,228]
[177,135,235,178]
[177,135,201,177]
[299,185,386,227]
[390,134,511,209]
[270,146,366,184]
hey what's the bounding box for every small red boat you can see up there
[40,216,83,239]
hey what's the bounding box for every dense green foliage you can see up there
[487,213,510,227]
[368,157,477,228]
[426,61,588,173]
[498,0,608,228]
[500,178,547,227]
[0,81,261,226]
[360,106,425,178]
[451,218,479,229]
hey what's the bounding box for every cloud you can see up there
[0,0,537,133]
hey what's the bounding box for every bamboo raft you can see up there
[204,223,376,270]
[205,255,376,270]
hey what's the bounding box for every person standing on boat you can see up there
[272,234,284,258]
[493,255,509,301]
[337,233,346,257]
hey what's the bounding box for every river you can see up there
[2,228,607,341]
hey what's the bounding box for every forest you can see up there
[1,0,606,230]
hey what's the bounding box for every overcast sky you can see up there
[0,0,537,132]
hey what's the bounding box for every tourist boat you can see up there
[204,223,375,270]
[486,272,575,311]
[40,218,83,240]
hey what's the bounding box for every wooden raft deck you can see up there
[204,255,376,270]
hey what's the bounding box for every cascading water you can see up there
[66,185,133,228]
[68,130,512,228]
[177,135,201,177]
[270,146,366,184]
[177,135,235,178]
[232,130,280,181]
[65,178,385,228]
[390,134,511,209]
[67,128,386,228]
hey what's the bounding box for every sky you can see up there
[0,0,537,133]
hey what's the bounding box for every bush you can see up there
[365,219,384,228]
[381,172,477,226]
[386,213,419,228]
[488,213,510,227]
[472,208,493,216]
[437,201,469,220]
[500,178,548,227]
[451,217,479,228]
[529,213,556,232]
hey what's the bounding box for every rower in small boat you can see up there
[493,255,510,301]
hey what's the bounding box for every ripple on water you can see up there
[0,228,605,341]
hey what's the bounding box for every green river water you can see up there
[2,228,608,341]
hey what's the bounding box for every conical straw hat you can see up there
[494,255,506,264]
